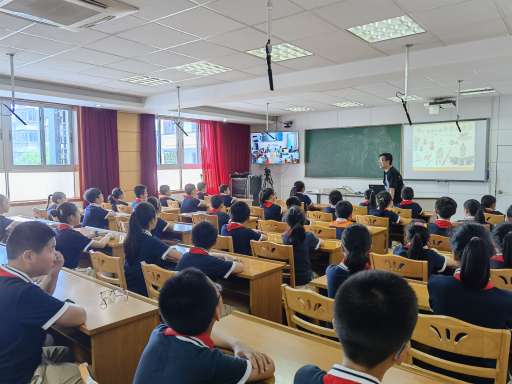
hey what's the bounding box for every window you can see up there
[156,118,202,190]
[0,101,77,201]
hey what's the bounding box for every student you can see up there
[359,189,372,207]
[289,181,313,211]
[220,201,266,255]
[399,186,423,219]
[481,194,503,215]
[283,207,322,287]
[159,185,175,207]
[428,196,457,237]
[55,202,111,269]
[459,199,486,224]
[507,205,512,223]
[181,183,205,213]
[326,224,370,298]
[219,184,235,208]
[260,188,282,221]
[0,221,86,384]
[147,197,174,238]
[133,268,275,383]
[176,222,243,280]
[491,223,512,269]
[393,221,455,277]
[82,188,113,229]
[132,184,148,209]
[329,201,353,240]
[208,195,230,233]
[108,187,128,212]
[428,223,512,329]
[124,202,179,296]
[46,192,67,220]
[0,194,15,242]
[294,270,418,384]
[369,191,400,224]
[324,190,343,219]
[286,196,301,210]
[197,182,208,201]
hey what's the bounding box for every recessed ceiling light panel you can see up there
[174,61,232,76]
[247,43,313,62]
[333,101,364,108]
[460,87,496,96]
[285,106,313,112]
[119,75,172,86]
[388,95,423,103]
[348,15,425,43]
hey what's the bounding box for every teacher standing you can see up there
[379,152,403,206]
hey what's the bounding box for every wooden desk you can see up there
[310,274,327,291]
[216,312,447,384]
[171,223,193,245]
[161,207,180,214]
[367,226,388,254]
[173,245,284,322]
[79,227,126,261]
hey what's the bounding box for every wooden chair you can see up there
[356,215,389,228]
[89,251,127,289]
[390,207,412,218]
[490,269,512,291]
[406,279,431,312]
[370,253,428,282]
[101,202,113,210]
[428,234,452,253]
[305,225,336,240]
[250,206,264,219]
[485,213,505,226]
[203,195,211,206]
[258,220,288,233]
[191,213,219,231]
[167,200,180,209]
[117,204,132,214]
[214,235,234,253]
[265,232,283,244]
[352,205,368,219]
[281,284,336,339]
[307,211,333,223]
[118,220,129,233]
[308,220,331,228]
[33,208,49,220]
[141,262,177,300]
[407,314,511,384]
[250,240,295,287]
[160,211,180,222]
[275,199,287,209]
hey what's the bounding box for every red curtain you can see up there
[199,121,250,194]
[140,114,158,196]
[78,107,120,203]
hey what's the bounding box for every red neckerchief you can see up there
[227,222,244,231]
[0,269,16,278]
[163,327,214,349]
[453,270,494,290]
[208,208,219,214]
[57,223,72,231]
[401,200,413,205]
[263,201,273,208]
[491,254,504,263]
[323,376,359,384]
[135,197,143,203]
[361,200,368,205]
[189,247,209,255]
[434,219,452,229]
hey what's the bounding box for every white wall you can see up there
[252,96,512,219]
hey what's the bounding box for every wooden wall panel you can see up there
[117,112,141,200]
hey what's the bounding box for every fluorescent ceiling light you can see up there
[120,75,172,86]
[388,95,423,103]
[333,101,364,108]
[460,87,496,96]
[174,61,232,76]
[348,15,425,43]
[247,43,313,62]
[285,106,313,112]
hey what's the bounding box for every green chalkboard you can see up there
[305,125,402,178]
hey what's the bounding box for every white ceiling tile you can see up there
[0,47,46,65]
[0,13,34,31]
[102,80,160,95]
[158,7,244,38]
[121,0,198,21]
[169,40,238,60]
[209,53,265,70]
[208,27,280,51]
[372,32,443,55]
[394,0,470,12]
[211,70,256,81]
[152,68,201,81]
[22,24,108,45]
[23,58,94,73]
[278,55,334,70]
[242,63,291,76]
[355,82,401,98]
[495,0,512,15]
[106,58,166,73]
[436,19,508,45]
[118,23,198,49]
[323,88,389,105]
[0,33,72,55]
[92,16,147,34]
[314,0,404,30]
[289,0,346,10]
[53,48,123,65]
[139,50,198,67]
[206,0,303,25]
[86,36,155,58]
[80,66,135,80]
[175,76,225,87]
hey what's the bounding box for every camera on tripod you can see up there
[263,167,273,189]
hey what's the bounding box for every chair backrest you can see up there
[101,203,113,210]
[304,225,336,239]
[281,284,336,339]
[485,213,505,226]
[160,211,180,222]
[250,206,264,219]
[258,219,289,233]
[118,220,129,233]
[275,199,287,209]
[390,207,412,218]
[407,314,511,384]
[370,253,428,281]
[33,209,49,220]
[352,205,368,218]
[308,220,331,228]
[427,234,452,253]
[140,262,177,300]
[117,204,132,214]
[307,211,333,223]
[490,269,512,291]
[203,195,211,206]
[165,200,180,209]
[406,279,431,312]
[250,240,295,287]
[191,213,219,231]
[356,215,389,228]
[214,235,234,253]
[90,251,127,289]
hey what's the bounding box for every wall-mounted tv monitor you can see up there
[251,131,299,165]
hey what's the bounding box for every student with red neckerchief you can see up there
[398,187,423,219]
[208,195,230,233]
[260,188,282,221]
[491,223,512,269]
[427,196,457,237]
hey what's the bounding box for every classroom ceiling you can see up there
[0,0,512,116]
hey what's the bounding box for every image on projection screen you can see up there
[412,121,476,172]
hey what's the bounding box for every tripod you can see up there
[262,167,273,190]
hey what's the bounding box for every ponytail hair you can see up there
[341,224,371,273]
[406,222,429,261]
[367,190,376,210]
[492,223,512,268]
[46,191,66,209]
[55,202,79,224]
[124,202,156,265]
[260,188,274,205]
[460,237,491,290]
[464,199,485,224]
[375,191,392,210]
[290,181,305,197]
[451,222,495,262]
[285,206,306,246]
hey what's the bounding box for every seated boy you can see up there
[181,184,206,213]
[197,182,208,201]
[159,185,175,207]
[329,201,353,239]
[428,196,457,237]
[132,184,148,209]
[82,187,114,229]
[481,195,503,215]
[324,190,343,219]
[219,184,235,208]
[176,222,244,279]
[294,270,417,384]
[209,195,230,232]
[0,221,87,384]
[220,201,267,255]
[286,196,302,210]
[399,186,423,219]
[134,268,275,383]
[508,205,512,223]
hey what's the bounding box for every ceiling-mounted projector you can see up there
[424,97,456,115]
